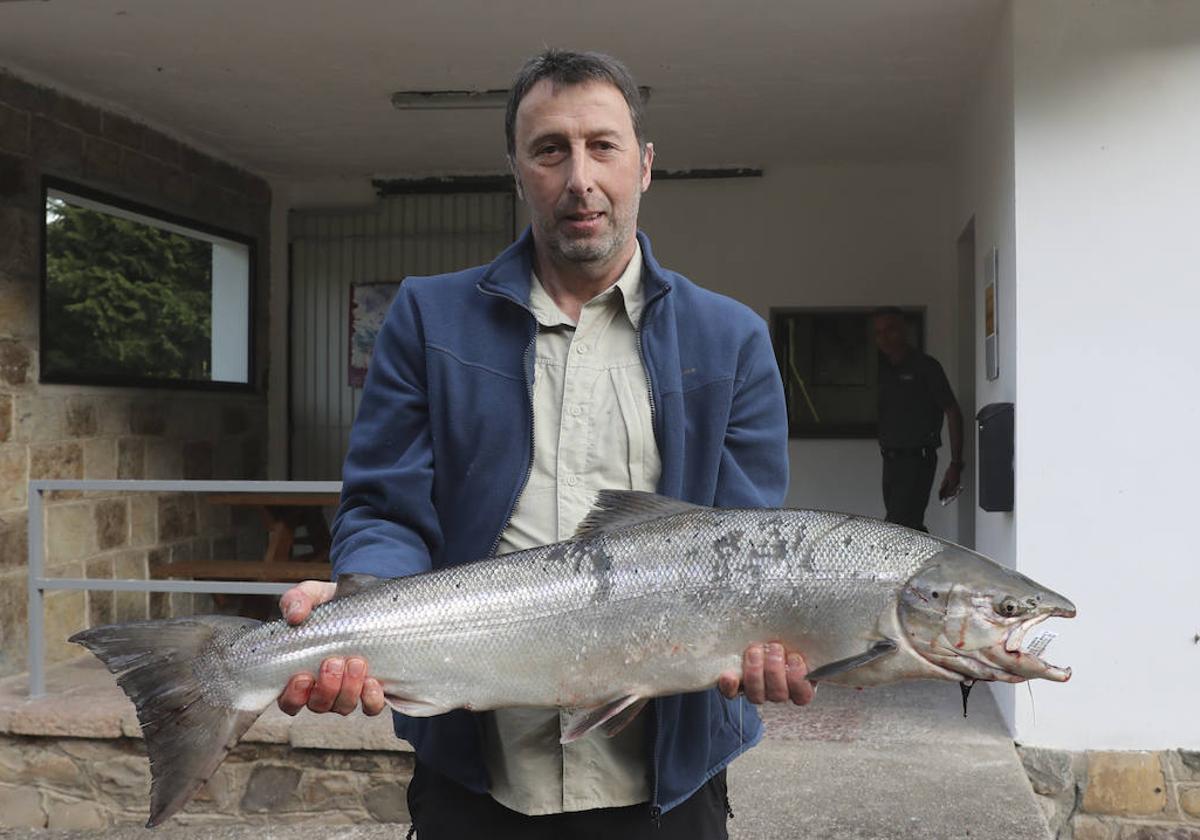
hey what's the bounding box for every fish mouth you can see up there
[994,608,1075,682]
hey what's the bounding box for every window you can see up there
[771,307,924,438]
[40,179,255,389]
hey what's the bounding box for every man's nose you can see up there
[565,147,594,195]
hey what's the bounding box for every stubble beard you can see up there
[544,188,641,269]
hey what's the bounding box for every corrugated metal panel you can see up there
[289,193,515,479]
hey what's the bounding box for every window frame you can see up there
[38,176,257,392]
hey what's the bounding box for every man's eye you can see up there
[536,145,561,157]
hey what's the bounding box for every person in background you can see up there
[872,307,964,532]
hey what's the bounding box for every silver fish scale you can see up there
[212,508,948,712]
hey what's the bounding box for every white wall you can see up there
[1009,0,1200,750]
[639,164,958,534]
[949,1,1018,729]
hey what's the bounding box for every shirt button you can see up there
[569,405,582,417]
[575,344,589,355]
[566,475,579,487]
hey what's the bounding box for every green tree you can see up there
[44,198,212,381]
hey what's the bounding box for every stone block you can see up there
[65,400,97,437]
[1073,815,1116,840]
[298,770,362,810]
[31,116,84,177]
[0,445,27,511]
[1175,751,1200,780]
[129,401,167,436]
[0,747,27,784]
[82,136,121,185]
[0,152,37,207]
[26,751,85,788]
[0,571,29,675]
[0,782,45,827]
[14,395,66,443]
[113,551,148,622]
[149,590,170,619]
[92,754,151,803]
[0,104,29,157]
[240,765,301,813]
[82,438,117,480]
[96,399,130,436]
[0,207,36,279]
[30,441,83,481]
[0,510,27,567]
[128,492,156,546]
[99,111,146,150]
[43,589,87,664]
[1180,786,1200,818]
[196,764,245,813]
[117,437,145,480]
[143,130,181,168]
[88,588,112,626]
[364,781,408,823]
[40,90,102,135]
[94,498,128,550]
[1085,752,1168,816]
[1022,746,1075,797]
[1119,827,1200,840]
[0,338,32,385]
[0,394,10,443]
[119,148,170,195]
[45,795,108,830]
[183,440,213,480]
[46,502,95,564]
[0,279,36,340]
[159,495,197,540]
[144,439,182,479]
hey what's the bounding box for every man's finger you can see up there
[786,652,816,706]
[742,644,765,704]
[280,580,337,625]
[762,643,789,702]
[306,658,345,713]
[332,658,367,716]
[277,674,314,716]
[362,678,387,716]
[717,671,741,700]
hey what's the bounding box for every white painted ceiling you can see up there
[0,0,1002,180]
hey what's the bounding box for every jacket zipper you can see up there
[477,284,538,556]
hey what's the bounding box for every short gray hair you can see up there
[505,49,647,158]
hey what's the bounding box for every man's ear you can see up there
[508,155,524,201]
[640,142,655,193]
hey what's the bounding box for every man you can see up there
[275,50,812,838]
[872,307,964,532]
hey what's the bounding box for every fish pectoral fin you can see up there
[333,573,383,600]
[805,639,898,683]
[597,698,649,739]
[382,692,454,718]
[559,695,644,744]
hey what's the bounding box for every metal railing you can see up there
[26,479,341,697]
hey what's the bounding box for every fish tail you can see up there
[70,616,265,827]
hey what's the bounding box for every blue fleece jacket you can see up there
[330,228,789,815]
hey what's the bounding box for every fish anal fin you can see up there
[572,491,703,540]
[333,573,382,600]
[805,639,898,683]
[560,694,644,744]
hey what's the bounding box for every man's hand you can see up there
[275,580,387,717]
[939,462,963,501]
[718,643,815,706]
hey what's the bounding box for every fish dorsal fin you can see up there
[333,573,382,600]
[572,491,704,540]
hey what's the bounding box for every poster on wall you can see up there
[984,248,999,381]
[348,282,402,387]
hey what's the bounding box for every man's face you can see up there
[510,79,653,269]
[873,314,909,357]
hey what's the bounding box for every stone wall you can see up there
[0,67,272,677]
[1020,747,1200,839]
[0,734,412,830]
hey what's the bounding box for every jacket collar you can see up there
[477,227,672,313]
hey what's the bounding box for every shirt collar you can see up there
[529,240,645,329]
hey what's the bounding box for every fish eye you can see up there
[995,596,1028,617]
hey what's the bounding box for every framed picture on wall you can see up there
[770,307,925,438]
[348,281,402,387]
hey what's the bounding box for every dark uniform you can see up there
[877,350,955,532]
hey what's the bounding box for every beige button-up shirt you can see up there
[482,243,662,815]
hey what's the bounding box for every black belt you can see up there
[881,446,938,459]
